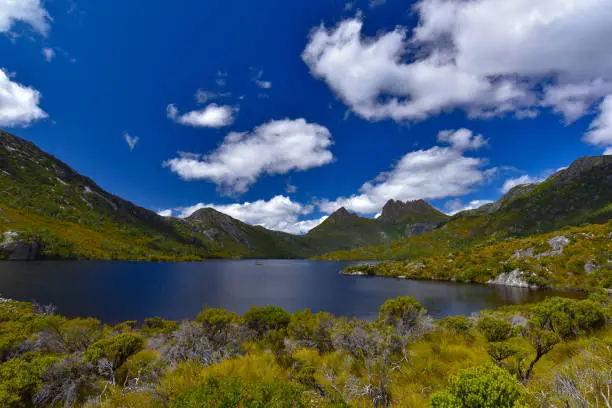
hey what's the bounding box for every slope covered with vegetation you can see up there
[341,221,612,291]
[320,155,612,261]
[0,131,450,260]
[0,131,210,261]
[0,292,609,407]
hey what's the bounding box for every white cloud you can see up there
[500,175,545,194]
[42,47,55,62]
[123,132,139,151]
[195,89,231,104]
[604,147,612,155]
[170,195,326,234]
[289,216,329,235]
[444,198,494,215]
[157,209,172,217]
[319,130,492,214]
[0,69,47,127]
[584,96,612,152]
[166,103,237,128]
[437,128,487,151]
[0,0,50,36]
[542,80,612,123]
[251,69,272,89]
[303,1,612,123]
[164,118,334,194]
[257,80,272,89]
[286,183,297,194]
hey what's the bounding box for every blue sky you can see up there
[2,0,612,233]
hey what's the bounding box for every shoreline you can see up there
[339,266,604,294]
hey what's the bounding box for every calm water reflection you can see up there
[0,260,583,323]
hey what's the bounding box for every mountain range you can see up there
[320,154,612,260]
[1,131,611,261]
[0,131,450,260]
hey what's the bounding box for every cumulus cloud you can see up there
[164,118,334,194]
[500,174,545,194]
[444,198,494,215]
[319,129,492,214]
[157,209,173,217]
[303,1,612,124]
[165,195,326,234]
[166,103,237,128]
[0,0,50,36]
[123,132,139,151]
[584,96,612,153]
[42,47,55,62]
[0,69,47,127]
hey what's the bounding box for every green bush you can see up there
[172,376,306,407]
[0,352,59,408]
[57,317,102,352]
[532,297,606,339]
[85,332,144,367]
[442,316,471,336]
[287,309,334,352]
[378,296,424,327]
[477,316,513,342]
[430,364,527,408]
[195,308,240,335]
[244,306,291,338]
[142,317,179,334]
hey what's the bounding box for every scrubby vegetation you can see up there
[339,221,612,290]
[0,292,609,407]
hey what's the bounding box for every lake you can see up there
[0,260,583,323]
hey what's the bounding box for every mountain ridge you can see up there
[0,131,445,260]
[3,131,609,262]
[319,155,612,260]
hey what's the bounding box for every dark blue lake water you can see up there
[0,260,582,323]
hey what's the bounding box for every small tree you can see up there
[516,328,560,382]
[487,342,517,367]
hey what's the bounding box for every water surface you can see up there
[0,260,583,323]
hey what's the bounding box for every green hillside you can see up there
[0,131,446,260]
[342,221,612,291]
[319,155,612,261]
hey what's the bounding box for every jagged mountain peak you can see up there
[328,207,358,220]
[380,199,448,224]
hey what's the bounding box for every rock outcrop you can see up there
[0,231,39,260]
[405,223,437,237]
[535,235,571,258]
[487,269,538,288]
